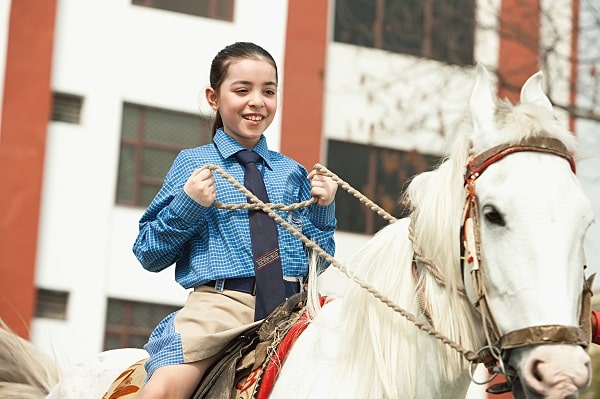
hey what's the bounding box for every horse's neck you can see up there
[273,219,478,398]
[271,298,472,399]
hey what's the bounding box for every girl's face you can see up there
[206,58,278,149]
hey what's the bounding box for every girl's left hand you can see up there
[308,169,337,206]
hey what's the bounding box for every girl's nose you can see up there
[248,93,264,108]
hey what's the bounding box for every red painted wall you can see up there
[497,0,579,131]
[280,0,329,170]
[0,0,57,339]
[496,0,540,104]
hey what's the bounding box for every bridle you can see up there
[461,136,593,391]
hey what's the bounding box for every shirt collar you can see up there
[214,129,272,168]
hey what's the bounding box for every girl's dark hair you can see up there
[209,42,278,137]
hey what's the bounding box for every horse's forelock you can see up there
[491,102,578,152]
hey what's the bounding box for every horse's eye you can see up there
[482,205,505,226]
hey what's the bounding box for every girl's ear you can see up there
[205,87,218,110]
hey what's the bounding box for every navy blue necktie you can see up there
[235,150,285,320]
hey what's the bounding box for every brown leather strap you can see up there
[498,325,588,350]
[466,137,576,180]
[579,273,596,345]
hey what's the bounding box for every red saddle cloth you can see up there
[254,297,326,398]
[235,296,328,399]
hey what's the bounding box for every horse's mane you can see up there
[0,319,59,399]
[314,98,579,398]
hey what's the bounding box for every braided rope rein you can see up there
[205,163,480,363]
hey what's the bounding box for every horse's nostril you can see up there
[531,360,543,382]
[519,345,591,398]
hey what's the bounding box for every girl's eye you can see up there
[265,89,276,95]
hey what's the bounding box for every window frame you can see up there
[333,0,475,66]
[327,139,442,235]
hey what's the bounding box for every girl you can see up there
[133,42,337,399]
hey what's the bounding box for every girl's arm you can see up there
[133,152,209,272]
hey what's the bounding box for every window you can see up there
[35,288,69,320]
[116,103,212,208]
[51,92,83,124]
[327,140,441,235]
[334,0,475,66]
[104,298,179,350]
[132,0,234,21]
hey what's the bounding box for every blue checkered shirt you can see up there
[132,129,336,289]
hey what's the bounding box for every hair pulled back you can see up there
[209,42,278,136]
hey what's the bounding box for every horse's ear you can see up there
[469,64,496,136]
[520,71,553,112]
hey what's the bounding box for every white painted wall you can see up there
[324,44,474,156]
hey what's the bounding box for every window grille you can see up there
[116,103,211,208]
[51,93,83,124]
[35,288,69,320]
[104,298,179,350]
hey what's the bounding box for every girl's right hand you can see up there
[183,167,216,207]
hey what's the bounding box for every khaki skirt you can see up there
[143,285,260,379]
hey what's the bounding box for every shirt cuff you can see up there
[309,202,336,228]
[169,191,207,225]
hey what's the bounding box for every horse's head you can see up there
[464,65,594,398]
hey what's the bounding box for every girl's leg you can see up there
[137,355,218,399]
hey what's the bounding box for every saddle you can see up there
[102,292,308,399]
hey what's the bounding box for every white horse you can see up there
[0,65,595,399]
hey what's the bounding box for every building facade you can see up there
[1,0,598,397]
